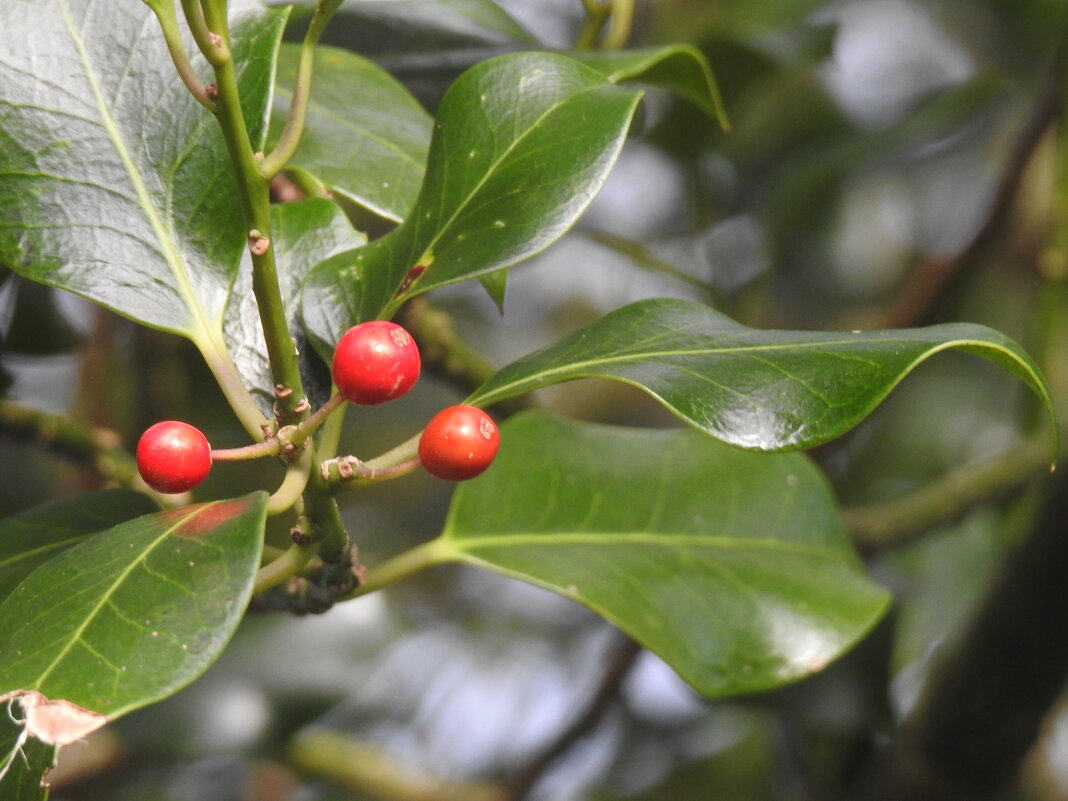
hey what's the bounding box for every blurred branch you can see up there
[290,731,506,801]
[853,468,1068,801]
[881,44,1065,328]
[505,632,642,801]
[841,431,1056,553]
[0,400,144,489]
[396,297,533,417]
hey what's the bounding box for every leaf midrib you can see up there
[410,69,634,285]
[28,504,210,693]
[442,530,846,556]
[472,333,1023,404]
[59,0,212,336]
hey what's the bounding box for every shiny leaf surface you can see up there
[301,52,643,355]
[0,0,286,345]
[0,490,159,605]
[0,494,267,720]
[466,298,1057,452]
[434,412,890,696]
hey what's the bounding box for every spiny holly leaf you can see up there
[0,490,159,606]
[269,44,433,222]
[0,494,266,724]
[429,412,889,696]
[573,44,730,126]
[466,298,1057,452]
[224,198,367,411]
[0,0,286,351]
[301,52,643,358]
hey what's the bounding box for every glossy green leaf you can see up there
[301,52,643,355]
[0,490,159,606]
[0,0,286,348]
[466,298,1057,452]
[431,412,889,696]
[0,494,267,721]
[0,711,55,801]
[224,198,367,410]
[573,44,730,127]
[270,44,433,222]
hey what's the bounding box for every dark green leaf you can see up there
[466,298,1058,452]
[433,412,889,696]
[0,0,286,347]
[302,52,643,356]
[0,494,267,721]
[270,44,433,222]
[225,199,366,410]
[0,710,55,801]
[573,45,730,127]
[0,490,159,606]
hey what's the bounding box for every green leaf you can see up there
[0,711,55,801]
[466,298,1058,452]
[0,0,286,348]
[0,494,267,722]
[270,44,433,223]
[0,490,159,606]
[301,52,643,356]
[224,198,367,410]
[573,45,730,128]
[432,412,889,696]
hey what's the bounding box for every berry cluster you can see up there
[135,320,500,493]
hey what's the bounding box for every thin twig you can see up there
[881,46,1065,328]
[505,632,642,801]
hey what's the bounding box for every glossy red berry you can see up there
[418,405,500,481]
[332,320,421,405]
[136,421,212,494]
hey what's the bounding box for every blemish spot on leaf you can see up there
[1,690,108,746]
[164,500,252,539]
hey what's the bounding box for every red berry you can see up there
[136,421,212,494]
[418,405,500,481]
[332,321,421,405]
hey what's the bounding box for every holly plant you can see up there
[0,0,1060,798]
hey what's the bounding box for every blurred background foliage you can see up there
[2,0,1067,799]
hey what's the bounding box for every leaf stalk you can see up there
[260,0,342,180]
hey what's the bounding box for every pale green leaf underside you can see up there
[467,298,1058,452]
[434,413,890,696]
[0,494,267,719]
[0,0,286,340]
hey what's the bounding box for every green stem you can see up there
[192,0,308,425]
[185,0,351,561]
[144,0,214,108]
[304,466,351,563]
[253,539,320,594]
[266,449,313,516]
[212,394,345,461]
[842,432,1058,553]
[260,0,342,180]
[180,0,228,67]
[601,0,635,49]
[575,0,610,50]
[196,334,269,440]
[343,540,451,600]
